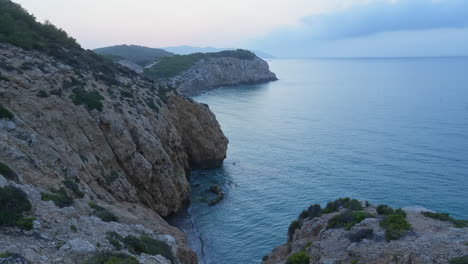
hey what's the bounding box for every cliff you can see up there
[262,198,468,264]
[0,1,228,263]
[156,54,278,95]
[96,47,278,95]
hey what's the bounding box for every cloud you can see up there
[303,0,468,40]
[247,0,468,57]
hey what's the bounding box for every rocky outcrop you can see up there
[163,56,277,95]
[0,39,228,263]
[0,175,193,264]
[263,199,468,264]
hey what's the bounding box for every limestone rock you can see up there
[163,56,278,95]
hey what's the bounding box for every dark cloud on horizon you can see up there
[302,0,468,40]
[248,0,468,57]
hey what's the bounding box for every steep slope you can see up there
[0,1,228,263]
[144,50,278,95]
[262,198,468,264]
[94,45,174,66]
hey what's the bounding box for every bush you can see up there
[0,104,14,119]
[0,74,10,82]
[63,178,84,198]
[300,204,322,220]
[123,235,174,263]
[89,203,118,222]
[422,211,468,228]
[106,232,123,250]
[322,198,363,214]
[380,213,411,241]
[41,187,73,208]
[0,185,33,230]
[449,256,468,264]
[36,90,49,98]
[376,205,395,215]
[0,162,17,181]
[287,250,309,264]
[70,225,77,232]
[327,210,372,230]
[347,228,374,242]
[288,220,301,241]
[0,0,79,51]
[70,88,104,111]
[84,252,138,264]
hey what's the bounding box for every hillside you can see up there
[94,45,174,66]
[163,46,275,59]
[0,1,228,263]
[144,49,278,95]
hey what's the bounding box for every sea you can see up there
[169,57,468,264]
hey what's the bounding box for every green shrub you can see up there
[300,204,322,220]
[288,220,301,241]
[63,178,84,198]
[123,235,174,263]
[0,185,33,230]
[41,187,73,208]
[0,74,10,82]
[380,213,411,241]
[322,198,363,214]
[376,205,395,215]
[70,225,77,232]
[36,90,49,98]
[89,203,118,222]
[449,256,468,264]
[0,252,13,258]
[422,211,468,228]
[0,162,17,181]
[327,210,372,230]
[70,88,104,111]
[0,104,14,119]
[106,232,123,250]
[0,0,79,51]
[83,252,138,264]
[287,250,309,264]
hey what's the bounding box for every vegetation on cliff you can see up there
[144,49,257,79]
[94,45,174,66]
[0,186,34,230]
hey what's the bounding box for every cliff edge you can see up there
[0,1,228,263]
[263,198,468,264]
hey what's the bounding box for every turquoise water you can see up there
[170,58,468,264]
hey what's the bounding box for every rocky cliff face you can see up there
[162,56,277,95]
[263,199,468,264]
[0,41,228,263]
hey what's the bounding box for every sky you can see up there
[13,0,468,57]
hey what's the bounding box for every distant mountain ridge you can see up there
[93,44,174,66]
[163,45,275,59]
[93,45,278,95]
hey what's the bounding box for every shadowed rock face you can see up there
[0,42,228,263]
[162,56,278,95]
[0,43,227,216]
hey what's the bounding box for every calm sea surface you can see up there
[169,58,468,264]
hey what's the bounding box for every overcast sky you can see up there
[13,0,468,57]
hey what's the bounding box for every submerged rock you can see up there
[209,185,223,195]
